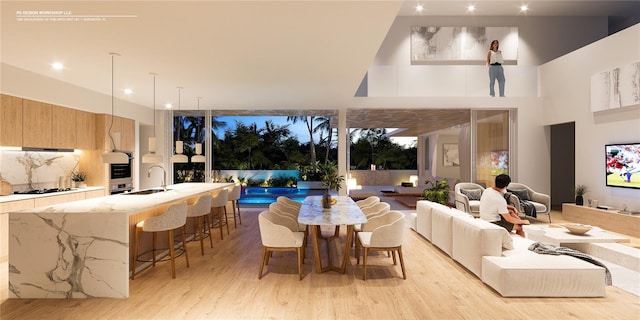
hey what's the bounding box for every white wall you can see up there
[540,24,640,211]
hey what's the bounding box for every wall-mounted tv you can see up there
[606,143,640,189]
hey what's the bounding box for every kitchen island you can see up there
[8,182,232,299]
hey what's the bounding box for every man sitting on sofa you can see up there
[479,174,530,237]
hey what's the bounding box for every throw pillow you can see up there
[460,189,482,201]
[507,188,530,201]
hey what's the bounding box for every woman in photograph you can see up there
[487,39,505,97]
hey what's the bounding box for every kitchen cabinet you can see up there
[22,99,52,148]
[51,105,76,149]
[0,94,23,147]
[85,189,105,199]
[75,110,96,149]
[97,114,135,152]
[34,192,85,208]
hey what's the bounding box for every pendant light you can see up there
[170,86,188,163]
[191,96,206,163]
[101,52,129,164]
[142,73,163,164]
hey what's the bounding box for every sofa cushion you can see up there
[431,206,471,257]
[415,201,433,240]
[482,255,606,297]
[507,188,530,201]
[460,188,482,200]
[451,215,510,277]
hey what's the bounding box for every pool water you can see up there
[239,187,308,204]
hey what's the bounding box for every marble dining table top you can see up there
[298,195,367,225]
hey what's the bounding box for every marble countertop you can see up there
[7,183,232,216]
[0,186,105,203]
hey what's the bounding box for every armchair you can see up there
[506,182,552,223]
[454,183,485,216]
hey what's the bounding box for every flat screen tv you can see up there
[606,143,640,189]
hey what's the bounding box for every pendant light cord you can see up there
[108,53,117,152]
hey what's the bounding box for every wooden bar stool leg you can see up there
[196,216,204,255]
[182,225,190,267]
[168,229,176,279]
[204,215,213,248]
[224,206,230,235]
[152,232,157,267]
[131,226,140,279]
[236,200,242,225]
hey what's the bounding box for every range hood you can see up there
[21,147,75,153]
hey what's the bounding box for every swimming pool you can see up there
[238,187,308,204]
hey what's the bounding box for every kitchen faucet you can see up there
[148,165,167,191]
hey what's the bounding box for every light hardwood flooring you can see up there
[1,208,639,320]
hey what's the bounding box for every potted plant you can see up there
[574,184,587,206]
[421,178,450,206]
[319,162,344,208]
[71,170,87,188]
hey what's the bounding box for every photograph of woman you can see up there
[487,39,505,97]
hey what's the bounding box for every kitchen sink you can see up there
[124,188,172,195]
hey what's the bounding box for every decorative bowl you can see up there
[564,223,592,235]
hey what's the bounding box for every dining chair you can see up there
[132,201,189,279]
[353,201,391,250]
[356,210,406,280]
[356,196,380,209]
[269,202,308,246]
[258,210,306,280]
[187,194,213,255]
[276,196,302,210]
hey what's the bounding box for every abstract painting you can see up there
[591,61,640,111]
[443,143,459,167]
[410,26,518,64]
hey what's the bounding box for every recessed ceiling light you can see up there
[124,88,133,95]
[51,62,64,70]
[467,5,475,12]
[520,5,529,12]
[416,5,424,12]
[165,103,173,109]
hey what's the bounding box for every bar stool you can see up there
[132,201,189,279]
[210,188,230,240]
[187,194,213,255]
[226,185,242,228]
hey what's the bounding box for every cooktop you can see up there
[13,188,72,195]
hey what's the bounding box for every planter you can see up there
[575,195,584,206]
[297,181,325,190]
[322,191,332,209]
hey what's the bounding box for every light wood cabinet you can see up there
[0,94,23,147]
[75,110,96,149]
[562,203,640,238]
[22,99,52,148]
[51,105,76,149]
[121,117,135,152]
[85,189,106,199]
[34,192,85,208]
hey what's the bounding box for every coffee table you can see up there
[526,225,630,246]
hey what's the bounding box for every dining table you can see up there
[298,195,367,273]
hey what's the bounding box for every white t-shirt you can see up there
[479,187,508,222]
[489,50,504,64]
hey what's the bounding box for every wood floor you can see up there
[2,208,639,320]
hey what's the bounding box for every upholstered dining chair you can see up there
[258,210,306,280]
[276,196,302,210]
[187,194,213,255]
[356,210,406,280]
[226,185,242,228]
[210,188,229,240]
[353,201,391,250]
[132,201,189,279]
[356,196,380,209]
[454,182,485,216]
[269,202,308,245]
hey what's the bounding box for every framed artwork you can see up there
[590,61,640,112]
[410,26,518,64]
[443,143,459,167]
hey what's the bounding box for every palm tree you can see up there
[313,116,334,164]
[287,116,318,171]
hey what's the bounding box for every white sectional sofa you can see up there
[410,200,607,297]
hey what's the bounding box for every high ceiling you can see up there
[2,1,638,135]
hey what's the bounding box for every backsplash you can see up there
[0,151,79,191]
